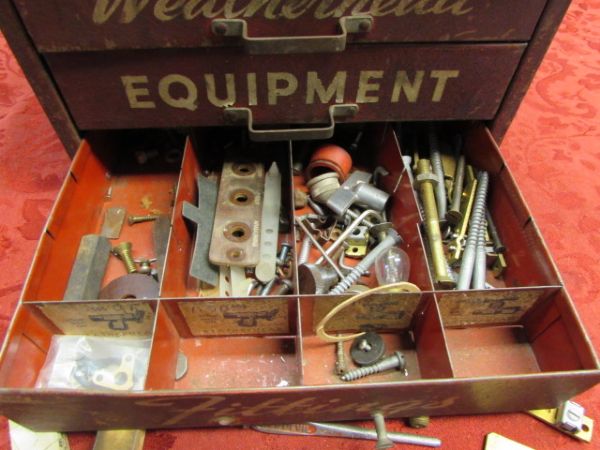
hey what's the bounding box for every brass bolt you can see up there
[112,242,137,273]
[128,214,159,225]
[408,416,430,428]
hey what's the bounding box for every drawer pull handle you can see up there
[211,16,373,54]
[224,104,358,142]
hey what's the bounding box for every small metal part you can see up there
[414,159,454,288]
[136,258,154,275]
[345,225,369,257]
[183,175,219,286]
[64,234,111,301]
[252,422,441,447]
[152,215,170,283]
[93,429,145,450]
[341,351,407,381]
[329,230,401,295]
[295,217,344,278]
[350,331,386,366]
[486,209,506,253]
[272,278,293,296]
[484,433,533,450]
[276,242,292,266]
[219,266,232,296]
[91,353,135,391]
[326,170,390,218]
[446,154,465,225]
[408,416,430,429]
[472,219,487,289]
[294,189,308,209]
[448,177,478,265]
[230,265,252,296]
[457,172,489,290]
[307,197,325,216]
[492,253,507,278]
[99,273,159,299]
[255,163,282,282]
[175,351,188,381]
[307,172,340,204]
[112,241,137,274]
[210,161,264,267]
[128,214,159,225]
[315,209,383,266]
[335,339,347,376]
[101,206,127,239]
[428,128,447,219]
[528,402,593,442]
[298,263,339,294]
[373,412,394,450]
[297,232,312,265]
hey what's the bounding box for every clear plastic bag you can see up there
[36,335,151,391]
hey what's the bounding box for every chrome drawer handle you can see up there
[211,16,373,54]
[223,104,358,142]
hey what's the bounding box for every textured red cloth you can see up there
[1,1,599,449]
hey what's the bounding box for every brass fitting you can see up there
[128,214,159,225]
[415,159,455,289]
[112,242,137,273]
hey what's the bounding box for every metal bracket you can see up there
[527,401,594,442]
[211,16,373,54]
[224,104,358,142]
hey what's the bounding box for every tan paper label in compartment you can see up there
[178,299,289,335]
[438,290,540,327]
[313,293,421,332]
[37,302,154,337]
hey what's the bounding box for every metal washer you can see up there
[350,331,386,366]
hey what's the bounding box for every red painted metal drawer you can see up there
[14,0,547,52]
[46,43,525,131]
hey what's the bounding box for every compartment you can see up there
[397,123,562,291]
[0,300,157,390]
[161,129,296,298]
[44,44,525,130]
[145,300,302,390]
[440,287,599,377]
[21,130,184,302]
[16,0,547,52]
[300,294,453,385]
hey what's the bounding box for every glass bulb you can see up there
[374,246,411,285]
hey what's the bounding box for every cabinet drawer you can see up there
[46,44,525,130]
[15,0,547,52]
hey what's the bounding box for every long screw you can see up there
[373,412,394,450]
[112,242,137,273]
[341,351,406,382]
[335,339,347,376]
[446,154,465,224]
[472,218,487,289]
[457,172,489,290]
[428,128,447,219]
[329,230,401,295]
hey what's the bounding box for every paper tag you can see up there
[178,299,289,335]
[37,302,154,337]
[9,420,69,450]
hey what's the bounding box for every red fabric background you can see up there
[1,1,599,448]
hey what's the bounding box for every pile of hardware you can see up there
[295,144,411,295]
[407,127,506,290]
[183,159,293,297]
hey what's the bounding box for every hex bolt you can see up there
[341,351,406,382]
[373,412,394,450]
[112,242,137,274]
[415,159,455,288]
[276,242,292,266]
[128,214,159,225]
[428,128,447,219]
[446,154,465,225]
[457,171,489,290]
[329,230,401,295]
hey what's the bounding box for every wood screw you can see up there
[128,214,159,225]
[112,242,137,274]
[341,351,406,382]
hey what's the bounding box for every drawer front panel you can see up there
[16,0,547,51]
[47,44,525,130]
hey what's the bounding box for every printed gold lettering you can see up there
[204,73,236,107]
[267,72,298,105]
[154,0,185,20]
[158,74,198,110]
[247,73,258,106]
[306,71,347,104]
[184,0,224,19]
[391,70,424,103]
[314,0,338,18]
[356,70,383,103]
[121,75,156,109]
[370,0,400,15]
[430,69,459,102]
[282,0,318,18]
[93,0,150,24]
[162,396,227,426]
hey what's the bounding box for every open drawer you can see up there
[0,123,597,432]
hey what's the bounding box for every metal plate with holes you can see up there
[209,161,264,267]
